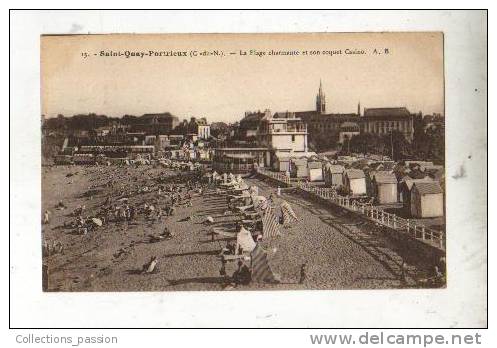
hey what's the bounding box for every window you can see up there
[291,135,295,142]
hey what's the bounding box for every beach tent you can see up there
[280,200,299,224]
[250,244,278,283]
[236,226,256,254]
[262,206,281,238]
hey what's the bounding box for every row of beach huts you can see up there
[274,156,445,219]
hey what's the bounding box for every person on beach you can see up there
[219,259,227,281]
[43,210,51,224]
[299,263,307,284]
[233,260,251,286]
[268,193,274,205]
[400,260,408,285]
[142,256,158,274]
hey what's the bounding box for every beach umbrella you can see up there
[91,218,103,227]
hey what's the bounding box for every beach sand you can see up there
[41,165,434,292]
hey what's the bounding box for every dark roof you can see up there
[364,107,411,118]
[274,111,297,119]
[294,111,318,120]
[345,169,365,179]
[325,113,359,119]
[412,182,443,195]
[373,172,397,184]
[291,158,308,165]
[325,164,345,173]
[308,161,322,169]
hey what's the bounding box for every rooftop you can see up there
[412,182,443,195]
[325,164,345,173]
[364,107,411,118]
[373,172,398,184]
[345,169,365,179]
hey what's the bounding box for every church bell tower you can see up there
[316,80,326,114]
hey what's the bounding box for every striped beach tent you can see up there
[262,205,281,238]
[280,200,299,225]
[250,243,278,283]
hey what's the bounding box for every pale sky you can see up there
[41,33,444,123]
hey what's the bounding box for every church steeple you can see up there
[316,79,326,114]
[358,101,361,116]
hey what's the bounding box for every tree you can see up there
[384,131,412,161]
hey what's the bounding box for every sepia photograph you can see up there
[40,32,448,292]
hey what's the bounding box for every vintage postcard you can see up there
[40,32,448,292]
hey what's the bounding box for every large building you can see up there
[362,107,417,142]
[188,117,211,139]
[130,113,180,134]
[295,82,419,145]
[213,109,315,173]
[258,109,313,167]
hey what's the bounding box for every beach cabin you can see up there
[324,164,345,187]
[273,152,291,172]
[308,161,323,182]
[371,171,398,204]
[343,169,367,196]
[410,182,444,218]
[290,158,308,178]
[398,176,434,209]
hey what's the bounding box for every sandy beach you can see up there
[41,165,438,292]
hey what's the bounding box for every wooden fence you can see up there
[256,167,291,187]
